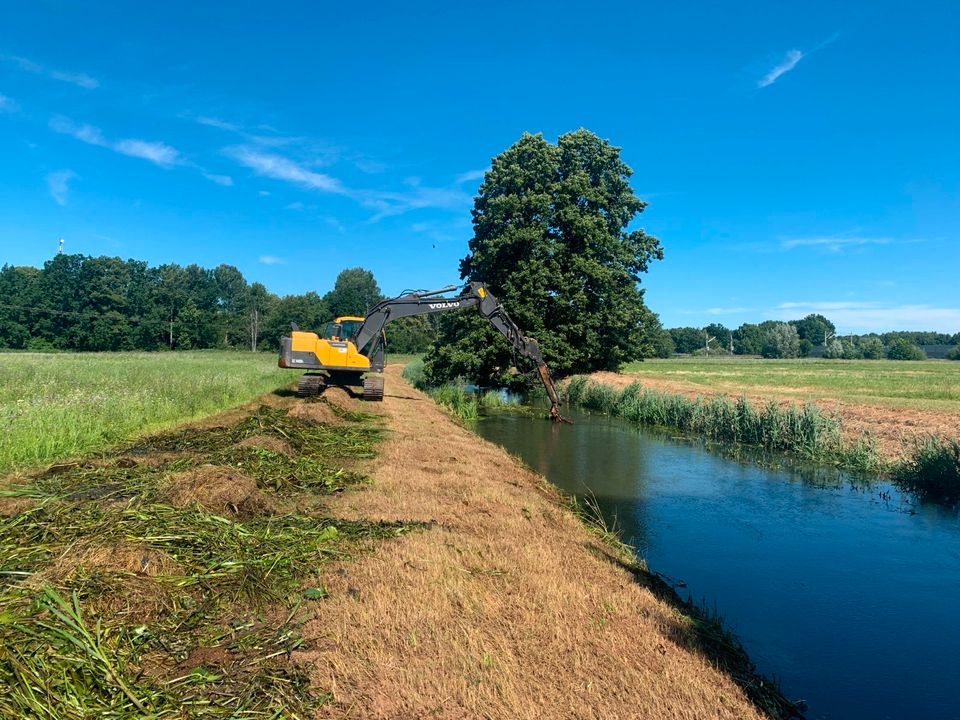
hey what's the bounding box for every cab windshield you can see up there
[322,319,363,342]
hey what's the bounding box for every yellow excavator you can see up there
[278,282,569,422]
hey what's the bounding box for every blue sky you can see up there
[1,1,957,334]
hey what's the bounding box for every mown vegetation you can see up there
[0,352,293,475]
[0,402,417,718]
[617,357,960,413]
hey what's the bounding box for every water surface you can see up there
[475,407,960,720]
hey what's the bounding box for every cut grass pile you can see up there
[0,351,295,475]
[619,357,960,413]
[0,400,418,718]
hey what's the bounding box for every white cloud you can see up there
[706,306,752,315]
[113,138,181,166]
[223,145,471,220]
[46,170,77,206]
[455,169,487,184]
[776,232,925,253]
[758,49,805,88]
[224,146,346,193]
[49,70,99,89]
[203,173,234,186]
[0,93,19,113]
[258,255,285,265]
[50,116,183,168]
[196,115,240,131]
[772,301,960,333]
[780,235,897,252]
[4,54,99,89]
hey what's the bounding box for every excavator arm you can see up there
[353,282,570,423]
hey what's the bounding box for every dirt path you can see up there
[295,366,782,720]
[589,372,960,460]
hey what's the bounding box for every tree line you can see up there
[663,314,960,361]
[0,257,435,354]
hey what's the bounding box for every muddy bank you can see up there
[589,371,958,461]
[294,365,793,719]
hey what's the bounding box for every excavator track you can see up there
[362,375,384,401]
[296,374,326,397]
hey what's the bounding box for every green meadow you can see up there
[0,352,293,475]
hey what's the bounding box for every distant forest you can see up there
[0,254,435,354]
[1,253,957,360]
[663,317,960,361]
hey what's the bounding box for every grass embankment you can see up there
[0,352,294,476]
[305,364,796,719]
[0,393,419,717]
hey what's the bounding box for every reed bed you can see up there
[567,376,848,457]
[893,436,960,503]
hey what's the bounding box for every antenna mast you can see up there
[58,237,64,255]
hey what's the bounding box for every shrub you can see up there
[887,338,926,361]
[859,337,886,359]
[823,339,845,359]
[761,323,800,359]
[946,346,960,361]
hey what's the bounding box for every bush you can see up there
[798,339,813,358]
[859,337,886,359]
[761,323,800,359]
[887,338,926,361]
[946,346,960,361]
[823,339,845,359]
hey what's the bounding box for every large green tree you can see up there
[424,130,663,386]
[323,268,384,318]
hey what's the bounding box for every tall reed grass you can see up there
[893,436,960,503]
[567,376,847,457]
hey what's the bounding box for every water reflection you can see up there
[475,406,960,720]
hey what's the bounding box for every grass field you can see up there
[0,352,295,475]
[620,358,960,413]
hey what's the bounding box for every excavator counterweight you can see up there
[279,282,570,423]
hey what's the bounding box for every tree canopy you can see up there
[424,129,663,386]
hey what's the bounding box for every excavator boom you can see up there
[280,282,570,423]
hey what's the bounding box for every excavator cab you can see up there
[322,317,364,342]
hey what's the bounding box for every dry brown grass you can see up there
[235,434,295,456]
[288,399,343,425]
[165,465,273,517]
[590,371,959,461]
[296,365,770,720]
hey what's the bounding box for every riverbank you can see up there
[1,366,795,718]
[300,365,794,718]
[589,370,959,462]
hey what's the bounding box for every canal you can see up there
[474,406,960,720]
